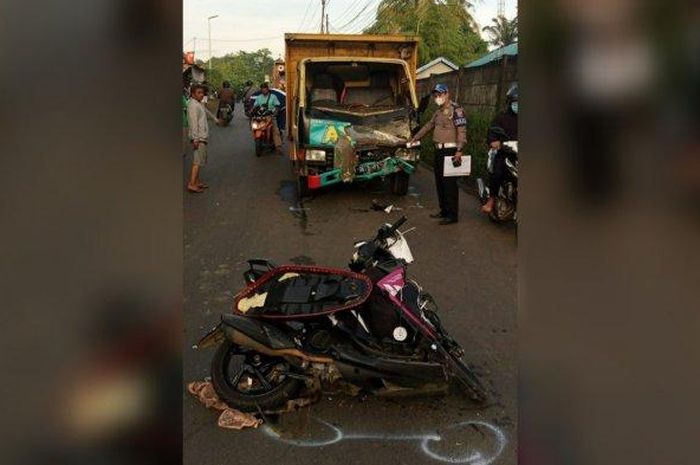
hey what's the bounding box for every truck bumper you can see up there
[307,158,415,190]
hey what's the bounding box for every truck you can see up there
[284,33,422,196]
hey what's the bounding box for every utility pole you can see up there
[321,0,326,33]
[497,0,505,17]
[326,14,329,34]
[207,15,219,70]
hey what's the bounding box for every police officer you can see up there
[410,84,467,225]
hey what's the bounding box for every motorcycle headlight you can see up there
[306,149,326,162]
[251,122,261,130]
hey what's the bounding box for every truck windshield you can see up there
[305,61,412,113]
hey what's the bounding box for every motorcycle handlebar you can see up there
[377,216,407,241]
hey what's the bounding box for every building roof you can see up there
[416,56,459,75]
[466,42,518,68]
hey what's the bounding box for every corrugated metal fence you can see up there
[416,55,517,115]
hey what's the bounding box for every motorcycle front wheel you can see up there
[254,139,263,157]
[211,341,302,412]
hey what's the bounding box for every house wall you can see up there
[416,55,518,115]
[416,62,457,80]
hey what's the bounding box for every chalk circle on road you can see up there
[261,418,343,447]
[420,420,507,464]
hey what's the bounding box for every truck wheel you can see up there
[391,172,410,196]
[255,139,263,157]
[297,175,311,198]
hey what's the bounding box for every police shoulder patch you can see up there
[452,106,467,127]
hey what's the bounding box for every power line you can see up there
[297,0,315,31]
[335,0,378,31]
[332,0,369,26]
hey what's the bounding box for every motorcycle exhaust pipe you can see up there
[205,325,334,363]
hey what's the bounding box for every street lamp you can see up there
[207,15,219,70]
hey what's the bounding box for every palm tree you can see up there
[482,15,518,48]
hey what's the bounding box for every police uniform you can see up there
[413,98,467,222]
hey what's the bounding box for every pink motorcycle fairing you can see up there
[377,268,438,339]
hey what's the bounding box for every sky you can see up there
[183,0,517,60]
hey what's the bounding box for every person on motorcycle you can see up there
[491,83,518,141]
[252,82,282,152]
[481,126,518,214]
[242,80,256,116]
[217,80,236,120]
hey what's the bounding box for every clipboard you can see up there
[443,155,471,177]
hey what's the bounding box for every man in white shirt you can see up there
[187,84,215,193]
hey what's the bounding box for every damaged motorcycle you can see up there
[196,217,488,412]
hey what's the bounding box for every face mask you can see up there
[434,96,447,106]
[511,102,518,114]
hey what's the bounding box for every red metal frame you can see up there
[232,265,373,320]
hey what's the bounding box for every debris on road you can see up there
[187,381,262,430]
[188,380,321,430]
[370,199,403,213]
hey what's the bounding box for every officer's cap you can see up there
[432,83,448,94]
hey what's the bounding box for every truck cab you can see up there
[285,34,421,196]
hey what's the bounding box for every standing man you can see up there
[187,84,212,193]
[253,82,282,153]
[410,84,467,225]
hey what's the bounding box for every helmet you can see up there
[506,83,518,103]
[222,81,231,88]
[487,126,508,143]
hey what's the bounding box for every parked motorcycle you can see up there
[477,141,518,223]
[250,105,275,157]
[196,217,488,412]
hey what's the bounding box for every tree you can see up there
[482,15,518,48]
[207,49,275,95]
[365,0,487,66]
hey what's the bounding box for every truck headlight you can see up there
[396,148,418,161]
[306,149,326,162]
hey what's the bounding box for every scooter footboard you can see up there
[334,347,446,384]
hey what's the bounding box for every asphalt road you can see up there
[184,105,517,465]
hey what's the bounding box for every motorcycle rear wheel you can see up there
[211,341,302,412]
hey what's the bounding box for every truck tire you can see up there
[391,172,410,196]
[297,175,311,198]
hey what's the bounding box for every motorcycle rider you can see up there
[491,83,518,141]
[481,126,518,214]
[217,80,236,121]
[252,82,282,153]
[242,80,256,116]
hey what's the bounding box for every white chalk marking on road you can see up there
[261,417,507,464]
